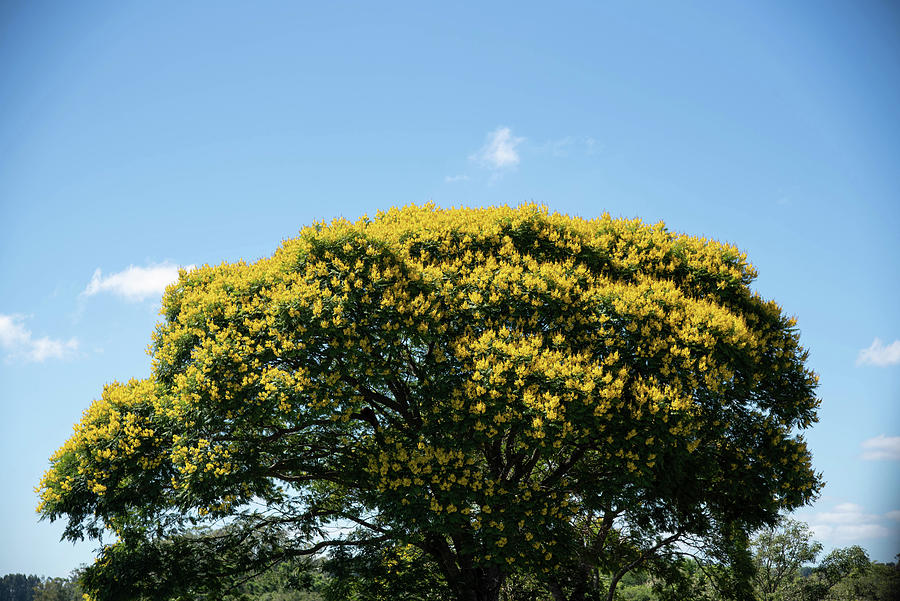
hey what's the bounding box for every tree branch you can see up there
[606,530,683,601]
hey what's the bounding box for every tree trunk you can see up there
[547,581,567,601]
[546,565,590,601]
[424,534,503,601]
[443,564,502,601]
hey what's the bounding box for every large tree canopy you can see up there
[38,205,821,601]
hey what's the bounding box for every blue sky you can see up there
[1,0,898,577]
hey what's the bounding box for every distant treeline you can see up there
[0,574,81,601]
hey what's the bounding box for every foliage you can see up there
[824,559,900,601]
[233,556,327,601]
[750,517,823,601]
[603,551,899,601]
[321,542,448,601]
[613,563,716,601]
[801,545,871,600]
[0,575,81,601]
[31,577,82,601]
[37,204,822,601]
[0,575,42,601]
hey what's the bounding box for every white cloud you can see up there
[471,127,524,170]
[861,434,900,461]
[886,510,900,522]
[83,262,193,302]
[0,314,78,362]
[808,503,892,543]
[817,503,869,524]
[857,338,900,366]
[812,523,891,542]
[0,314,29,348]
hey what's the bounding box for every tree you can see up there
[831,558,900,601]
[31,576,82,601]
[235,555,326,601]
[0,575,81,601]
[37,204,822,601]
[750,517,822,601]
[802,545,870,600]
[0,574,41,601]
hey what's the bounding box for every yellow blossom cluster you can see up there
[37,379,161,514]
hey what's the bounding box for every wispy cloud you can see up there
[0,314,78,362]
[545,136,575,157]
[861,434,900,461]
[807,503,895,543]
[538,135,599,157]
[83,262,193,302]
[471,127,524,170]
[857,338,900,366]
[444,174,470,183]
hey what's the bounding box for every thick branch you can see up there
[606,531,683,601]
[286,534,392,557]
[541,445,588,487]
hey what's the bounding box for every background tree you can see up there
[0,575,81,601]
[0,575,41,601]
[321,541,448,601]
[37,204,822,601]
[30,577,82,601]
[801,545,870,601]
[831,558,900,601]
[234,555,326,601]
[750,517,822,601]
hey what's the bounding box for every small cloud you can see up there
[471,127,524,170]
[808,503,893,543]
[857,338,900,367]
[886,510,900,522]
[861,434,900,461]
[83,262,193,302]
[0,314,78,362]
[444,174,470,183]
[811,523,891,541]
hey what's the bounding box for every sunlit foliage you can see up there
[38,204,821,601]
